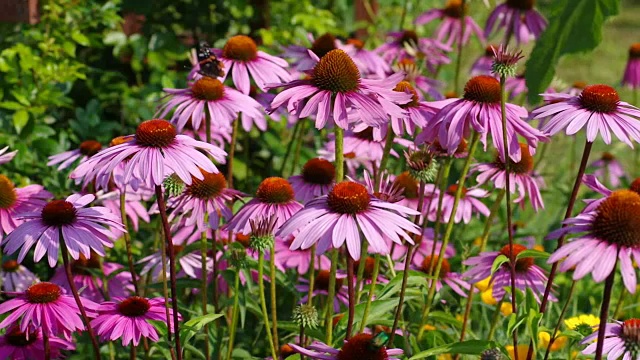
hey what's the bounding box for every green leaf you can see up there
[525,0,621,103]
[183,313,223,330]
[409,340,499,359]
[490,254,509,275]
[13,110,29,133]
[516,249,550,260]
[71,30,90,46]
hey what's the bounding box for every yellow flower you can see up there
[473,237,483,247]
[438,355,453,360]
[500,302,513,316]
[481,289,498,306]
[533,244,545,252]
[476,276,492,292]
[564,314,599,331]
[538,331,568,352]
[422,324,437,332]
[506,345,530,360]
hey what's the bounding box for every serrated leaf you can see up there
[409,340,499,359]
[525,0,621,103]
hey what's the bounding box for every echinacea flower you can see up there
[3,194,124,267]
[414,0,485,47]
[464,244,553,302]
[376,30,451,73]
[590,152,628,188]
[0,326,74,360]
[47,140,102,170]
[394,58,444,100]
[71,119,226,188]
[168,169,244,230]
[157,76,262,132]
[296,270,348,311]
[414,253,471,297]
[1,260,39,293]
[268,49,411,130]
[282,32,339,72]
[289,333,403,360]
[505,74,527,100]
[427,184,490,224]
[582,319,640,359]
[391,171,435,211]
[0,147,17,165]
[0,282,98,336]
[274,236,331,274]
[531,84,640,147]
[473,143,544,211]
[471,45,498,76]
[96,186,152,238]
[91,296,180,346]
[225,177,303,235]
[0,175,52,235]
[289,158,336,204]
[418,75,547,162]
[547,190,640,293]
[385,81,437,137]
[278,181,420,259]
[485,0,547,45]
[623,43,640,89]
[340,38,390,79]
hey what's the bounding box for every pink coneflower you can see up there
[391,171,436,211]
[547,190,640,293]
[71,119,226,188]
[225,177,303,235]
[563,81,588,97]
[414,254,471,297]
[137,231,210,281]
[582,319,640,359]
[0,326,74,360]
[623,43,640,89]
[3,194,124,267]
[91,296,180,346]
[289,158,336,204]
[96,187,151,238]
[393,228,456,262]
[531,84,640,146]
[343,126,412,165]
[485,0,547,45]
[268,49,411,129]
[47,140,102,170]
[0,175,52,235]
[274,236,331,273]
[50,253,133,303]
[505,74,527,100]
[0,147,17,165]
[0,282,98,336]
[428,184,490,224]
[240,87,289,132]
[385,81,437,137]
[297,269,348,311]
[289,333,403,360]
[168,169,244,230]
[590,152,628,188]
[376,30,451,73]
[464,244,553,302]
[340,38,390,79]
[415,0,485,47]
[157,76,262,132]
[471,45,497,76]
[1,260,38,293]
[278,181,420,259]
[282,33,341,72]
[419,75,547,162]
[473,143,544,211]
[394,58,444,100]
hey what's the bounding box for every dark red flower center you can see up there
[485,45,498,57]
[394,81,420,108]
[222,35,258,61]
[630,43,640,59]
[443,0,466,18]
[623,318,640,342]
[79,140,102,157]
[495,143,534,174]
[393,172,419,199]
[630,178,640,195]
[311,49,360,93]
[2,260,20,272]
[573,81,588,90]
[235,233,251,248]
[592,190,640,247]
[421,255,450,278]
[463,75,501,104]
[446,184,467,196]
[5,328,38,347]
[256,177,294,204]
[118,296,151,317]
[499,244,534,272]
[336,333,389,360]
[187,170,227,200]
[280,344,296,359]
[41,200,77,226]
[327,181,370,214]
[191,77,225,101]
[0,175,17,209]
[71,253,102,276]
[311,33,337,59]
[166,244,185,257]
[26,282,61,303]
[399,30,419,47]
[579,85,620,113]
[302,158,335,185]
[506,0,535,10]
[354,127,375,141]
[353,256,376,279]
[445,91,458,99]
[135,120,177,148]
[315,270,344,291]
[396,58,417,74]
[110,135,134,147]
[601,152,615,162]
[347,38,365,50]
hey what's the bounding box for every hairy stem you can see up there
[258,252,278,360]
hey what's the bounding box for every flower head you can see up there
[47,140,102,170]
[582,319,640,359]
[491,45,524,78]
[289,158,336,204]
[565,314,600,336]
[289,333,404,360]
[485,0,547,45]
[0,175,52,235]
[623,43,640,89]
[414,0,485,47]
[414,253,471,297]
[0,147,17,165]
[0,326,74,360]
[589,152,628,187]
[1,260,39,293]
[427,184,491,224]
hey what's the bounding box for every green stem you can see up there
[355,242,369,303]
[376,124,395,190]
[324,250,339,344]
[227,117,240,189]
[307,245,316,306]
[279,121,301,176]
[487,298,504,341]
[359,255,381,333]
[269,243,279,351]
[543,280,577,360]
[258,252,278,360]
[200,215,210,360]
[346,252,356,340]
[399,0,410,30]
[613,287,626,319]
[120,192,140,295]
[291,120,307,175]
[226,270,241,360]
[429,159,452,275]
[159,223,177,360]
[335,127,345,182]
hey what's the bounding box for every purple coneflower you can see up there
[623,43,640,89]
[71,119,226,188]
[0,147,17,165]
[531,84,640,146]
[428,184,490,224]
[268,49,411,129]
[47,140,102,170]
[485,0,547,45]
[296,269,348,311]
[96,187,151,238]
[274,236,331,274]
[582,319,640,359]
[505,74,527,100]
[394,58,444,100]
[3,194,124,267]
[0,175,51,235]
[0,282,98,336]
[289,158,336,204]
[385,81,436,137]
[414,254,471,297]
[415,0,485,47]
[419,75,547,162]
[470,45,497,76]
[278,181,420,259]
[1,260,39,293]
[0,326,74,360]
[548,190,640,293]
[289,333,403,360]
[590,152,628,188]
[137,231,210,281]
[389,228,456,261]
[340,38,390,79]
[464,244,553,302]
[473,143,544,211]
[376,30,451,73]
[282,33,340,72]
[91,296,180,346]
[225,177,303,235]
[391,171,434,211]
